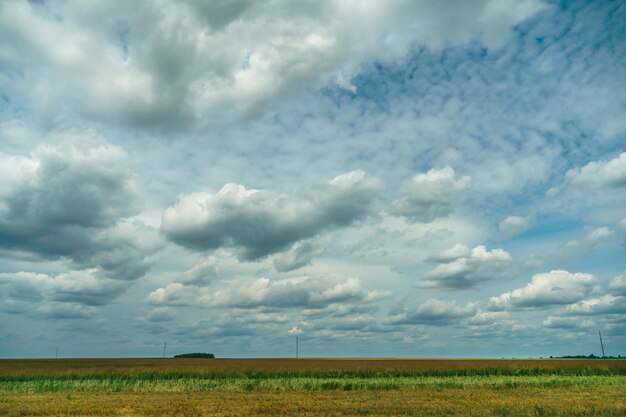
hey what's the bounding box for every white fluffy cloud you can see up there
[543,316,593,331]
[499,215,533,236]
[425,243,471,263]
[390,166,470,222]
[419,245,512,289]
[161,170,382,260]
[389,299,478,325]
[147,274,389,310]
[565,294,626,316]
[565,152,626,189]
[557,227,614,261]
[489,270,596,310]
[179,256,219,286]
[0,0,545,127]
[469,311,510,325]
[609,270,626,296]
[274,240,324,272]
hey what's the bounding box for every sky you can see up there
[0,0,624,359]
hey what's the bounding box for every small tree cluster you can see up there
[174,353,215,358]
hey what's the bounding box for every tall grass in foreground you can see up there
[2,360,624,416]
[2,365,625,382]
[1,359,624,394]
[2,375,624,393]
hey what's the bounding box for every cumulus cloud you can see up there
[0,140,137,231]
[144,307,176,323]
[274,240,324,272]
[469,311,510,325]
[419,245,512,289]
[35,303,99,320]
[179,256,219,286]
[565,295,626,316]
[557,227,614,261]
[288,321,310,335]
[161,170,382,260]
[609,271,626,296]
[147,274,389,310]
[543,316,593,331]
[526,226,615,268]
[389,299,478,325]
[499,215,533,236]
[0,270,128,307]
[390,166,470,222]
[565,152,626,189]
[0,138,160,280]
[0,0,545,128]
[425,243,471,263]
[489,270,596,310]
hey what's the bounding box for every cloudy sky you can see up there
[1,0,625,358]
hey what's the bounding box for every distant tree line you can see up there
[550,354,623,359]
[174,353,215,358]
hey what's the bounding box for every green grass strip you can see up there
[1,375,623,393]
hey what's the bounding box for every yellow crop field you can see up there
[1,358,624,416]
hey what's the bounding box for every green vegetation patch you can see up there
[2,375,624,393]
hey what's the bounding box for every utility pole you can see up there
[599,331,605,357]
[296,336,299,359]
[163,342,167,359]
[55,345,59,359]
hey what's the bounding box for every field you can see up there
[1,358,624,416]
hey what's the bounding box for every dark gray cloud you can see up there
[161,170,382,260]
[0,141,137,231]
[418,245,512,289]
[1,298,98,320]
[35,303,98,320]
[389,299,478,326]
[0,270,128,307]
[0,140,161,280]
[144,307,176,323]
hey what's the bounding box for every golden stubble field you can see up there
[1,358,624,416]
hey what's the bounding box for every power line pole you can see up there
[163,342,167,359]
[599,331,605,357]
[55,345,59,359]
[296,336,299,359]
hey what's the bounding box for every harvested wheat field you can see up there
[1,358,624,416]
